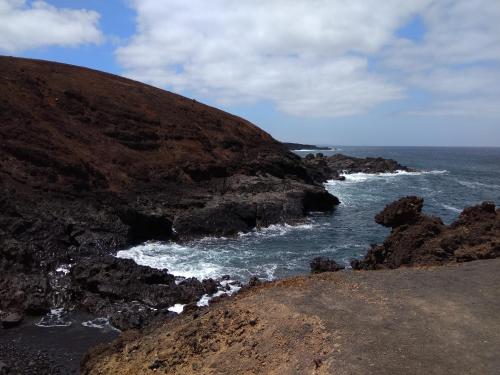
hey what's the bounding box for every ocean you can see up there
[117,147,500,282]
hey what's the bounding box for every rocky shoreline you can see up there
[2,57,498,374]
[0,57,412,333]
[81,199,500,375]
[0,57,341,373]
[0,57,338,325]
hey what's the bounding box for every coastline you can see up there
[82,258,500,375]
[1,58,499,375]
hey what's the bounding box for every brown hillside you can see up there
[0,56,305,192]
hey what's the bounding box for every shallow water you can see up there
[118,147,500,282]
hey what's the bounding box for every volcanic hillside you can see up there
[0,57,337,316]
[0,56,307,193]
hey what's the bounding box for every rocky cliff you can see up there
[0,57,338,318]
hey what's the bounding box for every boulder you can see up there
[374,196,424,228]
[1,312,23,329]
[310,257,345,273]
[0,361,10,375]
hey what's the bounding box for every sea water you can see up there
[117,147,500,282]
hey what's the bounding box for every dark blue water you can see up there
[118,147,500,281]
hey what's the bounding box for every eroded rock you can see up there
[352,198,500,270]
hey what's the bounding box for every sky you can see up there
[1,0,500,146]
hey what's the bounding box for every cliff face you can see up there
[0,57,337,316]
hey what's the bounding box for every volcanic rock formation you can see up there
[351,196,500,270]
[303,153,415,182]
[0,57,338,320]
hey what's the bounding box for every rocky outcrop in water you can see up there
[352,197,500,270]
[283,142,331,150]
[0,57,338,321]
[303,153,415,182]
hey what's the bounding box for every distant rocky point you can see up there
[283,142,333,150]
[303,153,416,182]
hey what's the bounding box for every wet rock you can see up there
[69,257,213,329]
[177,278,206,303]
[310,257,345,273]
[71,256,177,302]
[248,277,262,288]
[1,312,23,329]
[202,279,219,295]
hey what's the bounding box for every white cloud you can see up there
[385,0,500,71]
[118,0,433,118]
[118,0,500,119]
[384,0,500,117]
[0,0,102,52]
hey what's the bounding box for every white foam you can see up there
[326,170,448,185]
[117,222,319,281]
[55,264,71,275]
[455,179,500,189]
[197,280,242,307]
[36,308,71,328]
[82,317,120,331]
[239,223,315,238]
[117,242,225,280]
[168,304,185,314]
[294,148,335,152]
[442,204,462,213]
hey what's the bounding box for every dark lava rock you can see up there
[202,279,219,295]
[248,276,262,288]
[302,153,415,183]
[69,256,217,329]
[283,143,331,151]
[352,198,500,270]
[310,257,345,273]
[374,196,424,228]
[0,56,338,318]
[1,312,23,329]
[109,306,177,331]
[0,272,51,315]
[0,361,10,375]
[71,256,177,304]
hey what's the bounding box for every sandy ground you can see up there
[83,259,500,374]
